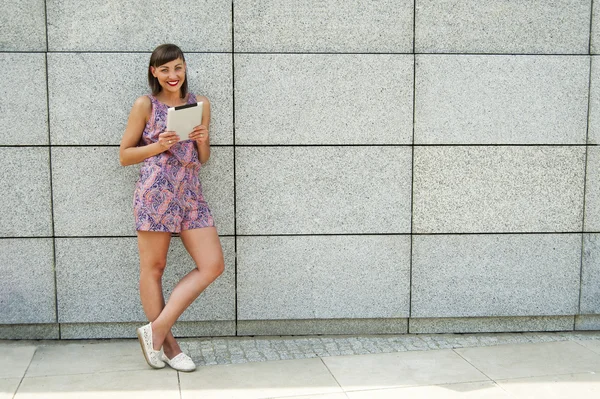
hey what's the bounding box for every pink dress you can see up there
[133,94,215,233]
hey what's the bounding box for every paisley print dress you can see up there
[133,94,215,233]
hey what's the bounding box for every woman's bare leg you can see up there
[137,230,183,355]
[150,227,224,349]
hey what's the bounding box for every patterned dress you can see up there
[133,94,215,233]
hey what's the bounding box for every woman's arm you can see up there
[119,96,178,166]
[188,96,211,164]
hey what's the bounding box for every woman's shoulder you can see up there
[192,93,210,105]
[133,95,152,108]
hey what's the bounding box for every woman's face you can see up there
[151,58,186,94]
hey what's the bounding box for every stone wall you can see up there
[1,0,599,339]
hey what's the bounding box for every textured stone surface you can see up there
[237,319,408,336]
[590,57,600,144]
[48,53,233,145]
[0,0,46,51]
[0,148,52,237]
[416,0,591,54]
[60,321,235,339]
[593,2,600,54]
[576,315,600,330]
[585,147,600,231]
[0,239,55,324]
[234,0,413,53]
[581,234,600,314]
[411,234,581,318]
[55,237,234,323]
[236,147,411,234]
[410,316,576,334]
[0,53,48,145]
[52,146,233,236]
[413,146,586,233]
[47,0,231,51]
[237,236,410,320]
[235,54,413,145]
[415,55,589,144]
[0,324,59,340]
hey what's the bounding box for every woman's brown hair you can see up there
[148,44,188,98]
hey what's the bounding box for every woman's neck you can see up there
[156,91,185,106]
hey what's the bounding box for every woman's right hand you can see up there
[158,131,180,150]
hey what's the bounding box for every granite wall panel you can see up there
[47,53,233,146]
[0,148,52,237]
[415,55,589,144]
[236,146,412,235]
[0,239,55,324]
[411,234,582,318]
[46,0,231,51]
[413,146,586,233]
[0,53,48,145]
[55,237,235,323]
[51,146,234,236]
[0,0,46,51]
[234,0,413,53]
[416,0,591,54]
[237,235,411,320]
[235,54,413,145]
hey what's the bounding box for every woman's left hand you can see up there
[189,125,209,145]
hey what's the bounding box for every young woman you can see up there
[119,44,224,372]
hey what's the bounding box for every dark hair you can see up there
[148,44,188,98]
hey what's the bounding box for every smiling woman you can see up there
[118,44,224,373]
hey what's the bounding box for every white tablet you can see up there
[166,102,203,141]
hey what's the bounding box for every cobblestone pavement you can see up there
[179,330,600,366]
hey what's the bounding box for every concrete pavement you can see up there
[2,331,600,398]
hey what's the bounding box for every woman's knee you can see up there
[141,259,167,280]
[201,258,224,281]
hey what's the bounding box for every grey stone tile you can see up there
[413,146,586,233]
[55,237,234,323]
[51,146,233,236]
[0,148,52,237]
[237,319,408,336]
[18,369,179,399]
[0,53,48,145]
[409,316,575,334]
[322,350,488,391]
[0,0,46,51]
[497,372,600,399]
[585,147,600,230]
[0,239,55,324]
[0,344,36,378]
[415,55,589,144]
[60,321,235,339]
[0,378,20,399]
[411,234,581,318]
[51,147,139,236]
[179,358,342,399]
[590,57,600,144]
[48,53,232,145]
[347,382,511,399]
[237,236,410,320]
[0,324,59,340]
[593,2,600,54]
[234,0,413,53]
[47,0,231,51]
[576,315,600,330]
[455,341,600,380]
[582,234,600,314]
[235,54,413,145]
[416,0,590,54]
[236,147,411,234]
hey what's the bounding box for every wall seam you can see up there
[43,0,60,338]
[407,0,417,331]
[577,0,595,329]
[231,0,238,336]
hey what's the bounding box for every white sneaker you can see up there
[136,323,166,369]
[161,352,196,372]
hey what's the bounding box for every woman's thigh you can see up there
[137,231,172,270]
[179,227,224,273]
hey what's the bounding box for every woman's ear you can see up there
[150,66,156,77]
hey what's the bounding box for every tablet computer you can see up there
[166,102,203,141]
